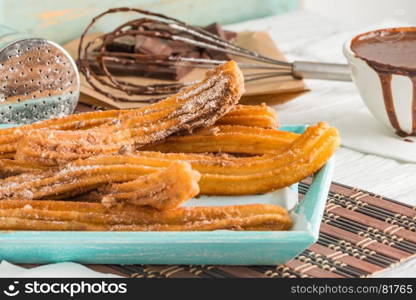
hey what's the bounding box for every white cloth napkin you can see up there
[332,108,416,163]
[0,261,120,278]
[373,257,416,278]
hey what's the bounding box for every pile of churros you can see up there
[0,61,340,231]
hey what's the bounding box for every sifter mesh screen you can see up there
[0,38,79,124]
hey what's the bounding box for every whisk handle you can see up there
[292,61,351,81]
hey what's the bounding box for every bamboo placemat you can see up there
[82,179,416,278]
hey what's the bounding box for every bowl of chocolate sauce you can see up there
[343,27,416,137]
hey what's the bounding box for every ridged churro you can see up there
[0,200,292,231]
[0,110,124,155]
[0,161,200,210]
[15,126,132,165]
[99,162,200,210]
[0,104,276,158]
[91,122,339,195]
[215,104,278,128]
[0,159,46,178]
[14,61,244,165]
[145,125,298,155]
[2,122,339,195]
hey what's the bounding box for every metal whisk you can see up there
[78,7,351,103]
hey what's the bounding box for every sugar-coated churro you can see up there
[0,161,200,210]
[0,110,124,154]
[90,122,339,195]
[3,122,339,195]
[100,162,200,210]
[0,104,276,158]
[14,61,244,165]
[0,200,292,231]
[15,126,132,165]
[0,159,47,178]
[215,104,278,128]
[145,125,298,155]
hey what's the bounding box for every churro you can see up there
[15,126,132,165]
[0,104,276,157]
[145,125,298,155]
[14,61,244,165]
[100,162,200,210]
[91,122,339,195]
[0,161,200,210]
[3,122,339,195]
[215,104,278,128]
[0,159,45,178]
[0,200,292,231]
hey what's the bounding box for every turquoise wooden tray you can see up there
[0,124,334,265]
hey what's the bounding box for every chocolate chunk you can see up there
[169,40,201,55]
[84,59,192,80]
[224,30,237,41]
[204,23,228,39]
[135,36,175,56]
[105,36,136,53]
[203,23,234,60]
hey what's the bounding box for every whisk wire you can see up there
[78,7,314,103]
[169,23,293,67]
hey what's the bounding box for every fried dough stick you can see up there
[215,104,278,128]
[100,162,200,210]
[145,125,298,155]
[14,61,244,165]
[0,201,292,231]
[0,103,277,157]
[0,162,200,210]
[89,122,340,195]
[0,122,339,195]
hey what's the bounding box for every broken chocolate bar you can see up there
[203,23,236,60]
[105,36,136,53]
[85,59,193,80]
[93,20,236,80]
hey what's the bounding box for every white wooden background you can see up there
[303,0,416,27]
[228,11,416,277]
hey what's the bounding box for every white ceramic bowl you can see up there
[343,31,415,135]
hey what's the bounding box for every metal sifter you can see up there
[0,26,79,124]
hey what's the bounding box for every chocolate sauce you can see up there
[351,27,416,137]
